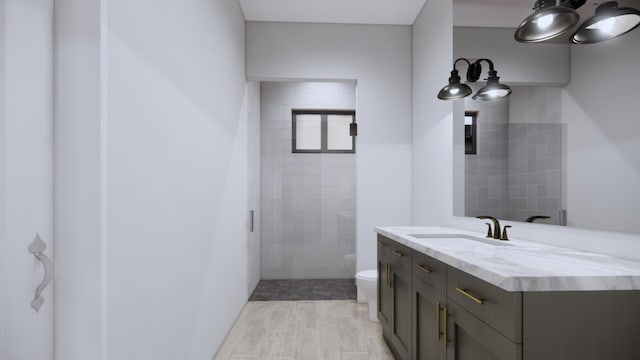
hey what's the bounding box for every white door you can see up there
[0,0,55,359]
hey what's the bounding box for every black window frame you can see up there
[292,109,356,154]
[465,111,478,155]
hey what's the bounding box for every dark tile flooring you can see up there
[249,278,356,301]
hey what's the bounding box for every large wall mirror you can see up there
[452,0,640,233]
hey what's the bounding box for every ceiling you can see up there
[238,0,640,29]
[238,0,429,25]
[237,0,535,26]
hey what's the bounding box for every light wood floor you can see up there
[213,300,395,360]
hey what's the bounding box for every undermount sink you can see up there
[407,233,512,247]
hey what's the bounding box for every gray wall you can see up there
[261,81,356,279]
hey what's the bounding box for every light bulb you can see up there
[537,14,555,29]
[486,89,509,98]
[588,17,617,34]
[450,88,460,95]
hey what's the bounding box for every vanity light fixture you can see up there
[570,1,640,44]
[437,58,474,100]
[514,0,583,43]
[472,59,513,101]
[437,58,511,101]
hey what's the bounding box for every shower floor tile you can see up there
[249,278,356,301]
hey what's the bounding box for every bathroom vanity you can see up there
[375,226,640,360]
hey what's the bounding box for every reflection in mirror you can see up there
[463,84,566,226]
[453,0,640,233]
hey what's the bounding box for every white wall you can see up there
[453,27,570,86]
[246,22,413,273]
[561,30,640,233]
[412,0,455,225]
[1,0,54,358]
[55,0,106,358]
[453,2,530,28]
[56,0,253,358]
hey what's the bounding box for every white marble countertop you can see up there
[375,226,640,292]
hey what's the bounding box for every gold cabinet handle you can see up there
[443,307,448,349]
[416,264,432,273]
[455,287,485,305]
[436,302,441,341]
[378,241,385,247]
[391,250,403,257]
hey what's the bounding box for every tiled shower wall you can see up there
[261,82,356,279]
[464,84,510,220]
[465,86,565,224]
[508,86,565,225]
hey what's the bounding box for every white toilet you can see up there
[356,269,378,321]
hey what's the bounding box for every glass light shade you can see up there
[438,83,473,100]
[571,2,640,44]
[515,5,580,42]
[437,69,473,100]
[472,81,512,101]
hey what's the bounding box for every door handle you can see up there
[249,210,254,232]
[28,233,53,313]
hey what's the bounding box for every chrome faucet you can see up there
[476,216,501,240]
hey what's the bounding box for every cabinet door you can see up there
[413,277,446,360]
[390,263,412,360]
[444,302,521,360]
[378,253,391,335]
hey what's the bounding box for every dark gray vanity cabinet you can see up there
[377,240,391,336]
[522,291,640,359]
[378,235,412,360]
[412,269,522,360]
[445,301,521,360]
[380,235,521,360]
[390,261,412,360]
[377,234,640,360]
[412,250,447,360]
[444,267,522,360]
[412,276,446,360]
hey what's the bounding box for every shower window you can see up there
[292,110,356,153]
[465,111,478,155]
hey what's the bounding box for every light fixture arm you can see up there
[453,58,471,69]
[450,58,496,82]
[473,58,501,82]
[446,58,473,84]
[474,58,495,72]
